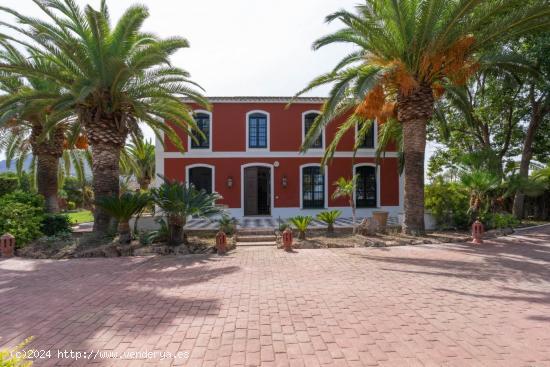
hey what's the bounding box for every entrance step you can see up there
[236,241,276,247]
[236,229,276,236]
[236,234,276,242]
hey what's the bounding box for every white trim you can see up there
[154,130,165,188]
[240,163,275,217]
[355,120,378,153]
[185,164,216,193]
[162,151,398,159]
[299,163,328,210]
[188,110,212,152]
[353,163,380,208]
[246,110,270,152]
[183,97,326,104]
[301,110,325,152]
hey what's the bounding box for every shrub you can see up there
[290,215,313,240]
[67,201,76,210]
[41,214,72,236]
[95,192,151,244]
[0,172,20,197]
[217,215,238,236]
[2,190,44,208]
[0,202,43,247]
[316,210,342,233]
[425,178,470,229]
[481,212,520,230]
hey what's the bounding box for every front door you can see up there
[244,166,271,216]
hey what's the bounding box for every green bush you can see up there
[2,190,44,208]
[0,336,34,366]
[0,191,45,247]
[67,201,76,210]
[0,202,43,247]
[316,210,342,233]
[425,178,470,229]
[41,214,72,236]
[481,212,520,230]
[0,172,19,197]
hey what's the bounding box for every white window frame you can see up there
[299,163,328,209]
[353,163,380,208]
[246,110,270,151]
[301,110,325,151]
[186,164,216,193]
[240,163,275,217]
[355,120,377,151]
[188,110,212,152]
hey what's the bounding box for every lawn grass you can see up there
[67,210,94,224]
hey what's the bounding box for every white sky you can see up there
[0,0,436,165]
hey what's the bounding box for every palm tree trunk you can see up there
[36,154,60,213]
[350,198,357,234]
[91,142,122,234]
[118,220,131,244]
[30,124,64,214]
[398,84,434,236]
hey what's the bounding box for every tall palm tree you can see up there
[120,137,155,190]
[0,41,71,213]
[296,0,550,235]
[0,0,208,234]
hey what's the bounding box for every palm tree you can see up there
[296,0,550,235]
[0,41,71,213]
[460,170,500,220]
[0,0,209,234]
[151,177,223,246]
[120,137,155,190]
[332,176,358,233]
[95,192,150,243]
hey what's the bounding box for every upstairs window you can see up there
[190,112,210,149]
[358,123,375,149]
[248,112,268,148]
[302,166,325,209]
[303,112,323,149]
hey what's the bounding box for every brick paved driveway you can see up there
[1,227,549,367]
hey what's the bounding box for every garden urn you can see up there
[0,233,15,257]
[282,227,293,251]
[372,211,389,232]
[216,231,227,254]
[471,220,484,244]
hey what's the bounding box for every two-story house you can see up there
[156,97,403,220]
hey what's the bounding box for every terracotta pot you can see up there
[372,211,389,233]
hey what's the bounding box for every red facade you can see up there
[158,97,402,218]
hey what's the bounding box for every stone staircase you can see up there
[236,229,277,247]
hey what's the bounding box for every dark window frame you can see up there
[302,166,325,209]
[303,112,323,149]
[248,113,268,149]
[355,165,377,208]
[190,112,210,149]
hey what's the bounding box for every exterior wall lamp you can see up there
[282,175,288,188]
[227,176,233,188]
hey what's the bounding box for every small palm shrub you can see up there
[317,210,342,234]
[151,177,224,246]
[95,192,151,243]
[290,216,313,240]
[217,215,238,236]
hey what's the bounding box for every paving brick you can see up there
[1,227,549,366]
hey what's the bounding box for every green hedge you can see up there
[0,190,45,247]
[0,172,19,197]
